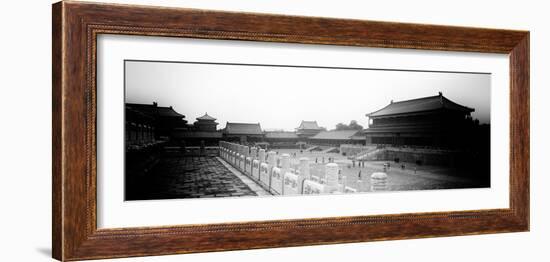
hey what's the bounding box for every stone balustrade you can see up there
[370,172,388,191]
[218,141,364,195]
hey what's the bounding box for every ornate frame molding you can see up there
[53,1,529,261]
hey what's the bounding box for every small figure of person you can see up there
[414,167,417,174]
[401,164,405,170]
[315,157,318,163]
[358,170,362,180]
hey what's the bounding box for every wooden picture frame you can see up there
[52,1,529,261]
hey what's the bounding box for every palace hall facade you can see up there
[363,92,477,149]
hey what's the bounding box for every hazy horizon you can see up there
[125,60,491,131]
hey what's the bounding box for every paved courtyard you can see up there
[274,148,486,192]
[127,148,488,200]
[126,156,261,200]
[309,161,483,192]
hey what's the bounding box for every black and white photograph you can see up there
[2,0,544,261]
[124,60,491,201]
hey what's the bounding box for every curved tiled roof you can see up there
[125,106,155,122]
[196,112,217,121]
[297,120,322,130]
[367,93,474,117]
[126,102,185,118]
[224,122,263,135]
[156,107,185,118]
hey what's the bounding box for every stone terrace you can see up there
[126,156,261,200]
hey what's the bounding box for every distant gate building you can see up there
[223,122,265,144]
[193,112,218,131]
[363,92,476,148]
[309,130,364,146]
[172,113,222,146]
[264,131,300,148]
[296,120,325,139]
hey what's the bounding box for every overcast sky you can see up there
[125,61,490,131]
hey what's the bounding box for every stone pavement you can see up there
[126,156,262,200]
[307,160,483,192]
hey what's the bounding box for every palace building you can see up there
[309,130,364,146]
[126,102,187,141]
[125,102,188,179]
[193,112,218,131]
[171,113,222,146]
[223,122,265,144]
[296,120,325,138]
[264,131,300,148]
[363,92,476,148]
[125,106,156,147]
